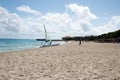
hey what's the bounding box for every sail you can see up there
[43,24,48,42]
[43,24,51,43]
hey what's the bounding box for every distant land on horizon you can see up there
[62,29,120,42]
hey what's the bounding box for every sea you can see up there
[0,38,64,52]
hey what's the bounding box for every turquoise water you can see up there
[0,38,63,52]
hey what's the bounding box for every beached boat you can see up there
[36,24,60,47]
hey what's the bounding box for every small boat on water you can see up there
[36,24,60,47]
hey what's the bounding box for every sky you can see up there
[0,0,120,39]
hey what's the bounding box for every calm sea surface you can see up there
[0,38,63,52]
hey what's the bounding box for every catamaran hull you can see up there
[40,44,60,47]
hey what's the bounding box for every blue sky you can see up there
[0,0,120,39]
[1,0,120,16]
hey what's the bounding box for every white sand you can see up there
[0,41,120,80]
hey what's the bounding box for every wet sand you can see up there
[0,41,120,80]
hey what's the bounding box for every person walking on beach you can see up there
[79,40,81,45]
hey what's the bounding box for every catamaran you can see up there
[36,24,59,47]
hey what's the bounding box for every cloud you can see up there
[66,3,97,20]
[16,5,41,16]
[91,16,120,35]
[0,3,120,39]
[40,12,72,33]
[0,7,21,34]
[0,6,42,39]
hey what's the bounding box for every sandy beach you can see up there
[0,42,120,80]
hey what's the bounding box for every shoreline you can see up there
[0,40,66,53]
[0,41,120,79]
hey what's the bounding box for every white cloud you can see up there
[0,7,21,34]
[16,5,41,16]
[0,3,120,39]
[91,16,120,35]
[0,6,42,39]
[66,3,97,20]
[40,12,72,33]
